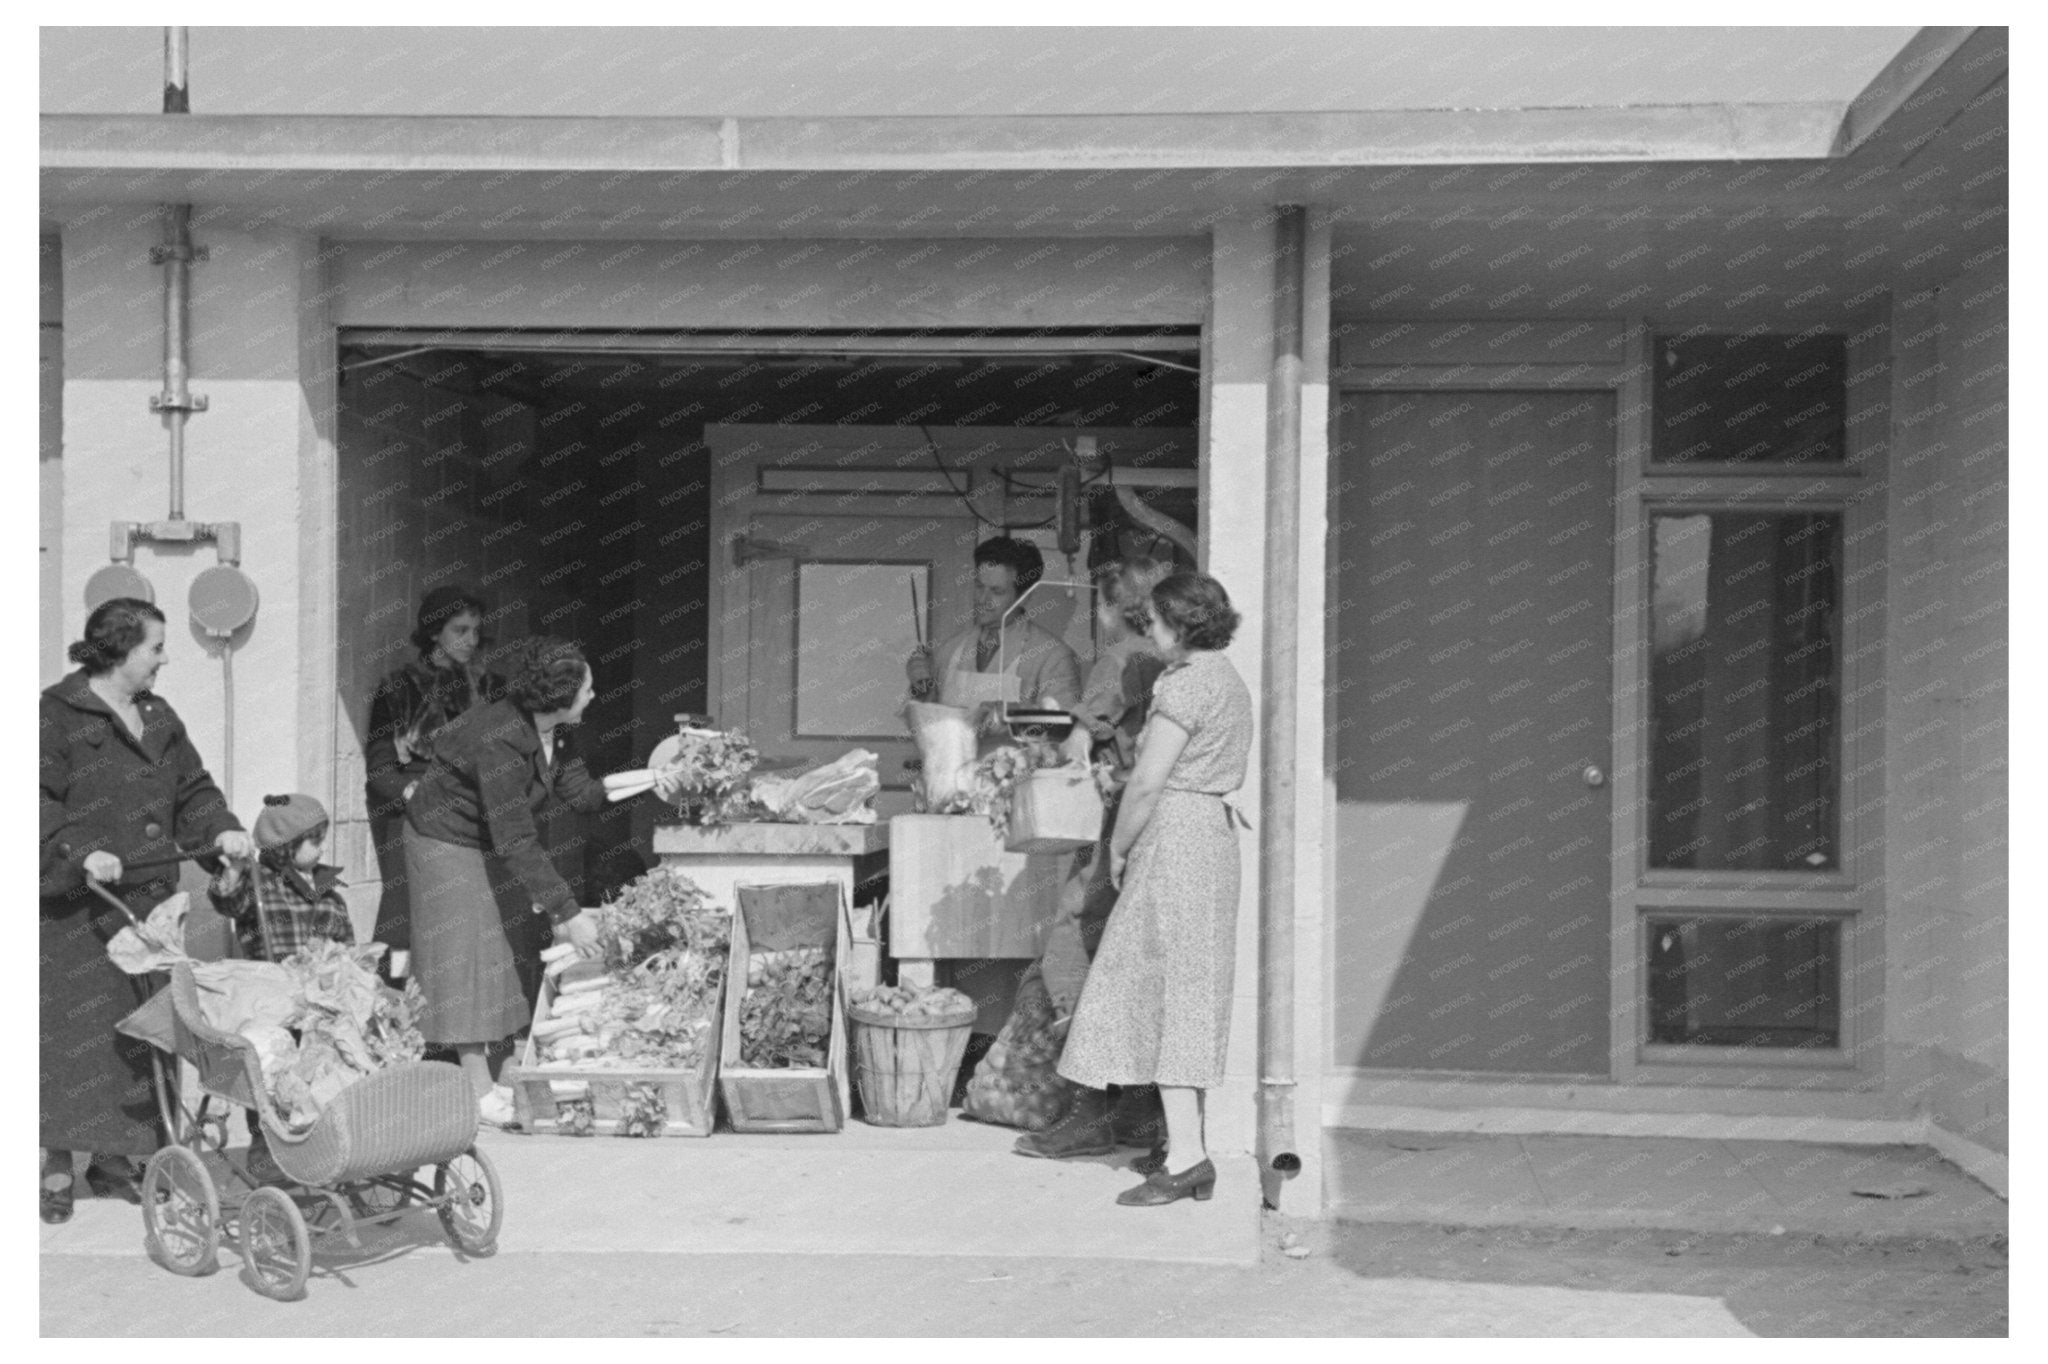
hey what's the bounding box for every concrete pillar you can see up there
[1883,259,2008,1169]
[1202,216,1270,1170]
[1201,211,1332,1214]
[59,209,336,888]
[1292,212,1333,1215]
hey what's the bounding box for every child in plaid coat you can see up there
[208,793,353,1179]
[210,793,354,962]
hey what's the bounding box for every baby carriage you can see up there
[108,880,502,1302]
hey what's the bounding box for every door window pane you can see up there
[1646,916,1841,1049]
[1649,512,1840,871]
[1654,333,1846,464]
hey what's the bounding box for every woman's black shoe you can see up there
[1116,1157,1216,1206]
[84,1161,142,1205]
[1131,1145,1168,1177]
[41,1174,75,1224]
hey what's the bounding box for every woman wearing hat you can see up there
[40,597,254,1223]
[364,587,504,978]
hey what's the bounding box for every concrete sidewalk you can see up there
[1327,1130,2008,1239]
[41,1116,1259,1266]
[40,1119,2004,1282]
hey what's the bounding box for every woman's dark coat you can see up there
[40,670,241,1155]
[406,698,606,1002]
[363,658,502,953]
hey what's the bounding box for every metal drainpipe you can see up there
[157,203,198,521]
[156,25,234,808]
[1256,204,1306,1208]
[152,28,203,521]
[163,25,190,113]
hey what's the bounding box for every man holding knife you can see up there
[906,536,1083,748]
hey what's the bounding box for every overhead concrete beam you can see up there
[44,102,1852,177]
[1836,26,1982,156]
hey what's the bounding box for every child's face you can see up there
[292,827,327,870]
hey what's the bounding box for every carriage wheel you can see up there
[239,1186,312,1301]
[434,1146,503,1255]
[141,1145,220,1277]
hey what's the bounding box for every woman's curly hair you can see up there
[1149,572,1241,652]
[69,597,167,673]
[503,636,589,714]
[1102,554,1174,634]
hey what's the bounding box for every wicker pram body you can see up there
[118,962,478,1188]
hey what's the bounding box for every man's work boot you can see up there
[1110,1083,1166,1149]
[1013,1085,1116,1159]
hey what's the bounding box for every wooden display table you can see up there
[887,814,1068,997]
[652,821,888,914]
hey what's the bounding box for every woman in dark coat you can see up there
[403,636,607,1126]
[40,598,252,1223]
[364,587,502,978]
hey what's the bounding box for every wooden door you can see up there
[720,511,981,816]
[1330,390,1617,1075]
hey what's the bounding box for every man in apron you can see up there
[905,536,1084,1090]
[907,536,1082,745]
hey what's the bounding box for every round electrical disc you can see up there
[84,564,155,609]
[189,565,259,637]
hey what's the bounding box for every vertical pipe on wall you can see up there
[162,26,190,114]
[1257,205,1306,1206]
[159,28,194,522]
[160,203,194,522]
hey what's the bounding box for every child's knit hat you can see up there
[254,793,329,851]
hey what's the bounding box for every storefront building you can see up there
[39,27,2007,1211]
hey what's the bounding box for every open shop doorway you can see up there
[331,331,1203,934]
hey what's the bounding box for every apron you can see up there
[937,629,1025,758]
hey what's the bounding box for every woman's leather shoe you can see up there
[1131,1145,1168,1176]
[1115,1157,1216,1206]
[84,1161,143,1205]
[41,1175,75,1224]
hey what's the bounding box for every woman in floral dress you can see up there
[1056,572,1253,1206]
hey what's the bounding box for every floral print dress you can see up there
[1056,649,1253,1090]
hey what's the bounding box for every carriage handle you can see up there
[70,843,218,932]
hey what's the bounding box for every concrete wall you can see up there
[327,238,1207,332]
[57,211,334,913]
[1883,253,2008,1157]
[42,28,1914,118]
[41,236,64,686]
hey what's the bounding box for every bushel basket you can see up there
[848,1003,977,1127]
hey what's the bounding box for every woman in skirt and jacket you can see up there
[363,586,503,978]
[39,598,253,1223]
[403,636,607,1125]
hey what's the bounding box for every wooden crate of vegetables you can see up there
[503,866,731,1138]
[717,882,851,1134]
